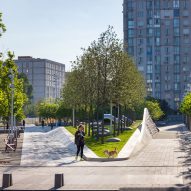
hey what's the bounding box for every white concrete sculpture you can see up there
[118,108,159,158]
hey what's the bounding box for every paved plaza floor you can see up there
[0,123,191,190]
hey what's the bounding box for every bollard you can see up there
[54,173,64,188]
[2,173,13,188]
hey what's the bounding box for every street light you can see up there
[9,69,14,135]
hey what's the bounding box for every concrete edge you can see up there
[83,155,129,162]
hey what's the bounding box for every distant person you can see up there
[22,120,25,129]
[50,122,54,130]
[6,122,9,130]
[42,119,45,128]
[74,124,85,161]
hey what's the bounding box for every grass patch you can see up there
[65,120,141,157]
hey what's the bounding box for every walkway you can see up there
[0,123,191,190]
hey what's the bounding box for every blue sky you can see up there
[0,0,123,71]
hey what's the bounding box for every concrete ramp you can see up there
[118,108,159,158]
[21,126,97,166]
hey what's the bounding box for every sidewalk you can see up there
[0,123,190,190]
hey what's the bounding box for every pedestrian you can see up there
[22,119,25,129]
[51,122,54,130]
[75,124,85,161]
[42,119,45,128]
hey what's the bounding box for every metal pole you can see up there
[110,102,112,133]
[11,88,14,134]
[10,70,14,135]
[72,108,75,127]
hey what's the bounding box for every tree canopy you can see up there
[180,93,191,115]
[62,26,146,114]
[0,13,27,121]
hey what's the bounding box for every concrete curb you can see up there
[83,155,129,162]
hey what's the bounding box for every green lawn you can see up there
[65,120,141,157]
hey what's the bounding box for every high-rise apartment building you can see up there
[15,56,65,103]
[123,0,191,109]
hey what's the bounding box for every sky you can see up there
[0,0,123,71]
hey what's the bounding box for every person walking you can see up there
[75,124,85,161]
[42,119,45,128]
[22,119,25,129]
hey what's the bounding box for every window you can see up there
[147,10,153,18]
[147,28,153,36]
[165,83,171,91]
[174,65,180,73]
[174,37,180,45]
[164,56,169,63]
[138,38,143,45]
[155,65,160,73]
[128,11,133,19]
[165,20,171,26]
[128,20,135,28]
[137,21,144,27]
[174,28,180,36]
[165,28,169,36]
[147,37,152,45]
[174,47,180,54]
[183,20,189,26]
[154,0,160,9]
[137,11,144,17]
[183,10,189,17]
[174,9,180,17]
[147,65,153,73]
[138,29,143,36]
[165,47,169,54]
[174,55,180,63]
[146,1,152,9]
[155,37,160,46]
[183,0,188,9]
[128,29,134,37]
[183,28,190,35]
[174,83,180,91]
[128,38,133,46]
[147,18,153,26]
[146,74,152,83]
[154,19,160,26]
[173,19,180,27]
[147,46,152,55]
[173,0,179,8]
[155,55,161,64]
[165,38,169,45]
[127,1,134,8]
[174,74,180,82]
[183,55,189,63]
[128,47,134,55]
[154,10,160,18]
[183,36,189,43]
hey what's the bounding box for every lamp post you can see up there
[9,69,14,135]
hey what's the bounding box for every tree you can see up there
[145,100,164,121]
[0,13,27,122]
[180,93,191,115]
[38,99,59,122]
[62,26,146,143]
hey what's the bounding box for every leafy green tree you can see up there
[180,93,191,115]
[0,12,27,122]
[62,26,146,143]
[38,99,59,122]
[145,100,164,121]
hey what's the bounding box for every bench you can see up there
[4,134,17,152]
